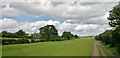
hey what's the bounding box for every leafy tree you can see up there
[31,33,41,39]
[102,30,112,45]
[107,2,120,54]
[61,31,74,40]
[1,31,19,38]
[74,35,79,38]
[108,3,120,27]
[1,31,8,37]
[96,2,120,54]
[15,30,28,38]
[112,25,120,53]
[39,25,58,41]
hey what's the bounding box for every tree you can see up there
[61,31,74,40]
[1,31,19,38]
[102,30,112,45]
[96,2,120,54]
[107,3,120,54]
[39,25,58,41]
[74,35,79,38]
[112,25,120,53]
[31,33,41,39]
[108,3,120,27]
[1,31,8,37]
[15,30,28,38]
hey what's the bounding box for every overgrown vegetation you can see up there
[95,3,120,54]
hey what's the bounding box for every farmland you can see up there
[2,37,94,56]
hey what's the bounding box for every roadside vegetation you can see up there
[95,3,120,55]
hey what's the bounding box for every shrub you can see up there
[2,38,32,45]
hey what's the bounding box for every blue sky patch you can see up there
[1,15,64,23]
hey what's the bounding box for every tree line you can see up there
[95,3,120,54]
[1,25,79,45]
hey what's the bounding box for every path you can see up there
[92,39,115,58]
[92,40,99,56]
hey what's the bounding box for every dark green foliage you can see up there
[39,25,59,41]
[61,31,74,40]
[2,25,79,45]
[2,38,42,45]
[1,31,20,38]
[108,4,120,27]
[117,45,120,54]
[15,30,28,38]
[2,38,30,45]
[95,35,100,40]
[96,3,120,54]
[95,30,112,45]
[74,35,79,38]
[111,25,120,47]
[1,30,29,38]
[31,33,41,39]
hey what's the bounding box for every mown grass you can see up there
[2,37,94,56]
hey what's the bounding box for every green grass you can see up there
[104,44,119,56]
[2,37,94,56]
[97,45,102,56]
[0,46,2,58]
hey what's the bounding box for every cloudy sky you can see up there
[0,0,119,36]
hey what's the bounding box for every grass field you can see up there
[2,37,94,56]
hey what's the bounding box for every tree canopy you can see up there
[96,2,120,54]
[108,3,120,27]
[61,31,74,40]
[15,30,28,37]
[39,25,59,41]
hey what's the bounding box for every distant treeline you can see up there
[1,25,79,45]
[95,3,120,54]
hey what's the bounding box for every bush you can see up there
[2,39,10,45]
[31,39,41,43]
[2,38,32,45]
[2,39,17,45]
[117,46,120,54]
[40,38,47,42]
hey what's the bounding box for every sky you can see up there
[0,0,119,36]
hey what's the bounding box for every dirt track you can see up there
[92,40,99,56]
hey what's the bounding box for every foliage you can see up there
[74,35,79,38]
[2,38,41,45]
[96,30,112,45]
[108,4,120,27]
[1,31,20,38]
[111,25,120,46]
[1,30,29,38]
[96,2,120,54]
[39,25,59,41]
[31,33,41,39]
[1,25,79,45]
[15,30,28,38]
[61,31,74,40]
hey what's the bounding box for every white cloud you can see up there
[0,18,111,36]
[0,18,18,32]
[1,2,117,19]
[75,24,99,31]
[0,2,117,36]
[0,18,61,34]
